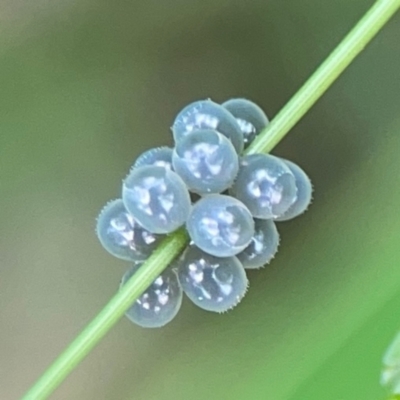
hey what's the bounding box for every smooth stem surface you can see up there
[23,228,189,400]
[246,0,400,155]
[23,0,400,399]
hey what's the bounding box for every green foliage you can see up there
[20,0,400,399]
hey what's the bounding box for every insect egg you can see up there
[274,159,312,221]
[177,245,248,313]
[96,199,163,261]
[121,264,183,328]
[133,146,174,170]
[230,153,297,219]
[122,165,191,234]
[172,129,239,195]
[222,98,269,147]
[186,194,255,257]
[172,99,244,153]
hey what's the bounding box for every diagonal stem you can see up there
[246,0,400,155]
[23,0,400,398]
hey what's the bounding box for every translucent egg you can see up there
[222,98,269,147]
[237,219,279,269]
[122,165,191,234]
[96,199,163,261]
[177,245,248,313]
[230,154,297,219]
[172,99,244,153]
[172,129,239,195]
[120,264,183,328]
[275,159,312,221]
[186,194,254,257]
[133,146,173,170]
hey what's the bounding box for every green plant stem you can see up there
[23,228,189,400]
[23,0,400,399]
[246,0,400,155]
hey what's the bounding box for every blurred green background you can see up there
[1,0,400,399]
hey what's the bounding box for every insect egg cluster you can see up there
[96,98,312,328]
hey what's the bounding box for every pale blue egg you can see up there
[177,245,248,313]
[172,129,239,195]
[96,199,163,261]
[186,194,254,257]
[121,264,183,328]
[172,99,244,153]
[122,165,191,234]
[230,154,297,219]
